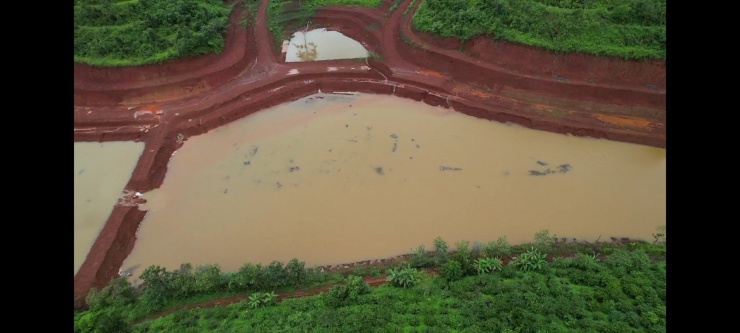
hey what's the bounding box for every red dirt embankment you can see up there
[73,0,665,309]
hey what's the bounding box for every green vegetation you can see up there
[241,0,260,28]
[388,0,403,14]
[325,275,371,307]
[247,291,278,308]
[412,0,666,59]
[386,264,420,288]
[74,0,234,66]
[74,226,666,332]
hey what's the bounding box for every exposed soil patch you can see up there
[73,0,665,309]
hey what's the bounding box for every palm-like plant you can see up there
[474,257,504,275]
[386,264,418,288]
[511,247,547,271]
[247,292,263,308]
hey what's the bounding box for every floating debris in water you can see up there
[416,144,420,148]
[276,182,283,188]
[375,167,384,175]
[529,163,571,176]
[250,145,259,157]
[224,189,228,194]
[439,166,462,171]
[537,160,548,166]
[78,169,85,175]
[243,160,251,166]
[289,166,301,172]
[529,169,554,176]
[390,134,398,139]
[392,142,398,152]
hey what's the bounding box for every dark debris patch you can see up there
[529,169,554,176]
[375,167,384,175]
[558,164,572,173]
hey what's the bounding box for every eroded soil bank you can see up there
[73,0,665,309]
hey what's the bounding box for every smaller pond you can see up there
[284,28,368,62]
[74,141,145,275]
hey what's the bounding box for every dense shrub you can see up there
[74,0,233,66]
[482,236,513,257]
[412,0,666,59]
[86,277,137,311]
[441,260,464,281]
[325,275,371,307]
[410,244,434,268]
[433,236,450,266]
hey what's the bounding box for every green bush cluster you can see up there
[77,228,666,332]
[412,0,666,59]
[74,0,233,66]
[97,258,320,312]
[127,245,665,332]
[325,275,371,307]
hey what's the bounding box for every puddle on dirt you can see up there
[121,93,666,277]
[74,141,145,275]
[284,28,368,62]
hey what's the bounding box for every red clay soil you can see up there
[73,0,665,309]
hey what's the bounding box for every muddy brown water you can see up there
[74,141,145,275]
[119,93,665,279]
[284,28,369,62]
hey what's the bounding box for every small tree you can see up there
[286,258,307,287]
[483,236,513,257]
[533,229,556,253]
[139,265,175,310]
[453,240,474,274]
[411,245,433,268]
[325,275,370,307]
[433,236,449,266]
[85,276,137,311]
[193,263,225,293]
